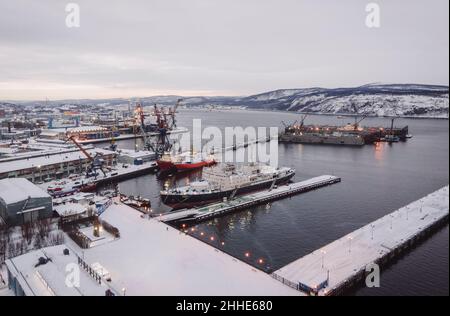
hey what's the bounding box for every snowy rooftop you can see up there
[64,202,301,296]
[5,245,107,296]
[53,203,87,217]
[117,149,156,158]
[67,126,107,133]
[0,148,115,174]
[273,186,449,295]
[48,126,107,134]
[0,178,51,205]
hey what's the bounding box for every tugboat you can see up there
[161,163,295,208]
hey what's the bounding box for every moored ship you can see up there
[161,163,295,208]
[157,152,216,172]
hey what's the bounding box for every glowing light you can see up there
[245,252,250,258]
[258,259,264,264]
[210,236,215,241]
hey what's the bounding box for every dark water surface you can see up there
[105,109,448,296]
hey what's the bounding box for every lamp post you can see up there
[348,236,353,253]
[321,250,326,269]
[37,165,42,182]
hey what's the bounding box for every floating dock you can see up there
[272,186,449,296]
[159,175,341,223]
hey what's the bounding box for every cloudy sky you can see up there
[0,0,448,100]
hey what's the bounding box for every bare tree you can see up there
[21,222,34,245]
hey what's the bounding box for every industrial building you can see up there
[38,126,115,141]
[117,149,157,165]
[0,178,53,225]
[0,148,116,182]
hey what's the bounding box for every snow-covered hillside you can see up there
[4,84,448,118]
[237,84,449,118]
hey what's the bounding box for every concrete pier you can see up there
[272,186,449,296]
[159,175,341,223]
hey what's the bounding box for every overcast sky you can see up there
[0,0,448,100]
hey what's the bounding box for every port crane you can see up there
[66,134,107,178]
[384,117,400,143]
[350,103,368,131]
[135,101,181,157]
[297,114,308,131]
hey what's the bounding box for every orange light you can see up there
[245,252,250,258]
[258,259,264,264]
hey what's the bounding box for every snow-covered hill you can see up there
[236,84,449,118]
[4,84,448,118]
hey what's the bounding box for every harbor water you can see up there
[100,109,449,296]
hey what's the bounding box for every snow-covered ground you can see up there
[273,186,449,295]
[66,201,301,296]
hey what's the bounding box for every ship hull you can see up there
[161,172,295,209]
[157,160,175,171]
[175,160,216,172]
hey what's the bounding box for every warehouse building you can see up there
[0,148,116,182]
[0,178,53,225]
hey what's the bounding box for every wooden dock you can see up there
[272,186,449,296]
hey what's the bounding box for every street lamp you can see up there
[321,250,326,268]
[37,165,42,182]
[348,236,353,253]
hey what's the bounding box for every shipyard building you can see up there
[0,178,53,225]
[0,148,116,182]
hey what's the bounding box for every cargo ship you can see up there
[161,163,295,208]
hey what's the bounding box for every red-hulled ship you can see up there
[157,152,216,172]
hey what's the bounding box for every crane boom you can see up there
[67,135,94,161]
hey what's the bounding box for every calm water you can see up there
[104,109,449,296]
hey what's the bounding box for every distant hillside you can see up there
[230,84,449,118]
[3,84,448,118]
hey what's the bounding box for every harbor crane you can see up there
[66,134,107,178]
[135,102,176,157]
[350,102,368,131]
[168,99,182,129]
[298,114,308,130]
[384,117,400,143]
